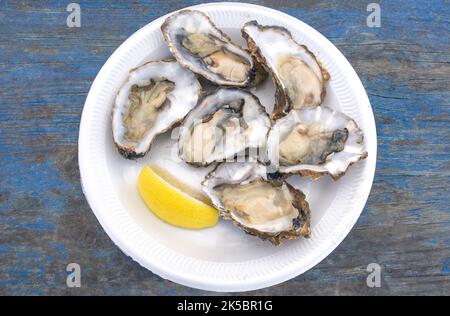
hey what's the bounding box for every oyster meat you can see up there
[161,10,266,87]
[202,162,311,245]
[178,88,271,166]
[242,21,329,119]
[112,60,201,158]
[266,106,367,179]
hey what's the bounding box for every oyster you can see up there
[242,21,330,119]
[161,10,266,87]
[112,60,201,158]
[202,162,311,245]
[178,88,271,166]
[266,106,367,180]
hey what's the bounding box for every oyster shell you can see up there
[161,10,266,87]
[178,88,271,166]
[242,21,330,119]
[202,162,311,245]
[112,60,201,158]
[266,106,367,180]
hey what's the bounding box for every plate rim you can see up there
[78,2,377,292]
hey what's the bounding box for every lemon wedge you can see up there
[137,164,218,229]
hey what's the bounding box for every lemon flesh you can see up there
[137,164,218,229]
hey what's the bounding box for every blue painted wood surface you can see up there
[0,0,449,295]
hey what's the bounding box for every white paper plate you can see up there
[79,2,377,292]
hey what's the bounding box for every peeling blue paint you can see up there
[442,259,450,274]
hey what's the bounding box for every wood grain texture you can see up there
[0,0,449,295]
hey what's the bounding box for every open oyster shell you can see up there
[242,21,330,119]
[161,10,266,87]
[266,106,368,180]
[202,162,311,245]
[178,88,271,166]
[112,60,201,159]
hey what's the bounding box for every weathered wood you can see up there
[0,0,449,295]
